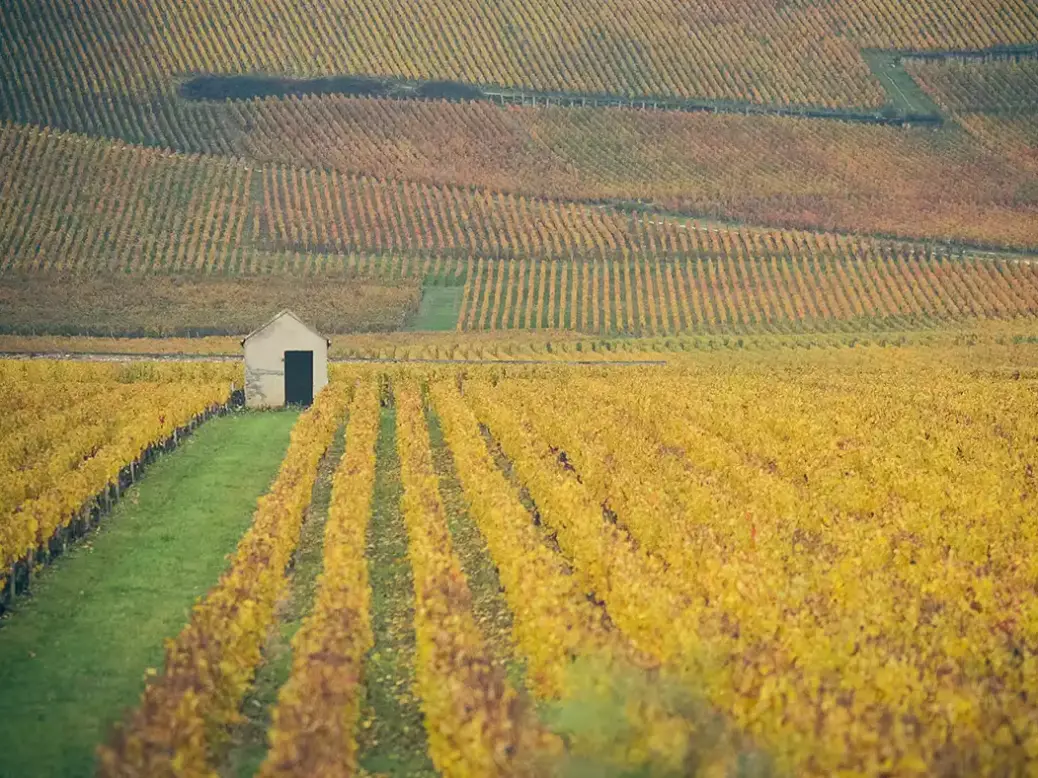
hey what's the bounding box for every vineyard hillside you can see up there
[3,0,1038,111]
[2,1,1038,339]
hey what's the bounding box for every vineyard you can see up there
[3,0,1038,774]
[453,254,1038,334]
[3,117,1038,338]
[5,94,1038,251]
[0,274,421,337]
[8,119,1035,277]
[905,56,1038,114]
[0,1,1037,345]
[2,344,1031,775]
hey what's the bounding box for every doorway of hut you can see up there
[284,350,314,406]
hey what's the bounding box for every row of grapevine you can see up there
[98,383,350,776]
[395,383,554,773]
[457,255,1038,334]
[5,0,1038,119]
[258,383,379,778]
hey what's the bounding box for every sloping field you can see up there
[4,90,1038,250]
[454,255,1038,334]
[1,1,1037,345]
[0,274,420,336]
[2,0,1037,112]
[3,120,1036,337]
[2,120,1034,270]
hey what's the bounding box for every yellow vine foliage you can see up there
[461,360,1038,775]
[395,381,557,776]
[429,380,627,699]
[257,381,380,778]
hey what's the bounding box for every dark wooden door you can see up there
[284,350,314,406]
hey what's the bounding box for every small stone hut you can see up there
[241,310,329,408]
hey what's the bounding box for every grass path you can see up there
[356,406,437,777]
[219,424,346,778]
[0,410,298,778]
[425,406,525,689]
[411,285,465,331]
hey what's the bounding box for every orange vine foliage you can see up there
[224,95,1038,248]
[3,0,1038,110]
[907,56,1038,175]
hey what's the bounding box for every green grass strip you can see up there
[357,407,436,777]
[862,50,944,117]
[0,410,299,778]
[425,405,526,690]
[220,424,347,778]
[411,284,466,331]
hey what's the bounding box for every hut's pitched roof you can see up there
[241,310,330,347]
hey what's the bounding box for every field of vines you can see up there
[3,0,1038,113]
[455,255,1038,334]
[2,120,1035,270]
[0,0,1037,346]
[0,360,238,597]
[4,116,1037,336]
[4,91,1038,250]
[3,112,1037,336]
[234,96,1038,249]
[0,274,421,337]
[14,347,1009,776]
[2,0,1038,344]
[907,56,1038,175]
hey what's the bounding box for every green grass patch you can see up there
[219,424,347,778]
[356,407,436,777]
[425,405,526,690]
[411,285,465,331]
[862,51,943,117]
[0,410,299,778]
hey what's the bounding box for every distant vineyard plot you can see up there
[907,55,1038,173]
[6,83,1036,251]
[454,255,1038,335]
[2,0,1037,113]
[0,0,1037,341]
